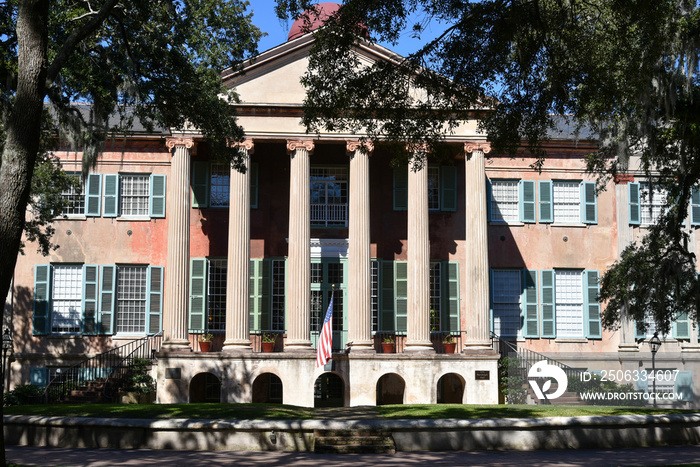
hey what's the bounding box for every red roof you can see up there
[287,2,341,41]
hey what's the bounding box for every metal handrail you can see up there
[43,332,162,403]
[101,332,163,401]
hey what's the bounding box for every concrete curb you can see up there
[5,413,700,452]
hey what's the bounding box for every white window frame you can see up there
[552,181,582,224]
[310,166,348,227]
[554,269,584,338]
[115,265,148,335]
[490,180,520,223]
[640,182,668,225]
[59,173,85,217]
[51,264,83,334]
[119,174,150,217]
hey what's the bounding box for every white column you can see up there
[223,140,254,353]
[162,136,194,351]
[404,157,434,353]
[615,175,639,352]
[347,141,375,353]
[464,142,492,350]
[285,140,314,352]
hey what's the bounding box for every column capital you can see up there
[464,141,492,155]
[346,140,374,155]
[614,173,635,184]
[287,139,315,154]
[165,136,195,151]
[228,139,255,154]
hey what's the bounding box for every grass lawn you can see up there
[4,403,697,420]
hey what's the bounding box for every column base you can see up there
[222,340,253,353]
[404,340,435,354]
[284,340,314,353]
[681,343,700,353]
[346,340,376,354]
[161,340,192,352]
[462,342,494,354]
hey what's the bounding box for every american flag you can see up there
[316,292,334,368]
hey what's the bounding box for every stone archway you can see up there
[252,373,283,403]
[376,373,405,405]
[437,373,465,404]
[189,372,222,403]
[314,372,345,408]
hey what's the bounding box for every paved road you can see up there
[7,445,700,466]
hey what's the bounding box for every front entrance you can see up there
[310,259,348,350]
[314,372,345,407]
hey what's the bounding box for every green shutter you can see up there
[149,174,166,218]
[33,265,51,335]
[675,371,693,402]
[486,179,493,221]
[520,180,536,223]
[249,259,259,332]
[82,265,98,335]
[250,162,259,209]
[522,269,539,338]
[629,182,641,225]
[673,312,691,340]
[538,180,553,223]
[192,162,210,208]
[103,174,119,217]
[540,270,555,338]
[147,266,164,334]
[581,181,598,224]
[585,270,602,338]
[380,260,395,332]
[260,259,273,331]
[393,166,408,211]
[441,262,460,332]
[189,258,207,331]
[395,261,408,332]
[440,166,457,212]
[99,266,116,334]
[85,173,102,217]
[691,188,700,226]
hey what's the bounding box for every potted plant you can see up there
[442,334,456,354]
[381,335,395,354]
[199,333,213,352]
[261,333,277,353]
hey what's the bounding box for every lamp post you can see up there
[1,329,13,393]
[649,331,662,407]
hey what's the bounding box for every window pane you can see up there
[553,181,580,223]
[51,265,83,334]
[120,175,149,216]
[428,167,440,210]
[640,183,667,225]
[116,265,147,333]
[555,270,583,338]
[272,259,285,331]
[492,270,521,337]
[310,167,348,226]
[208,259,227,330]
[60,174,84,216]
[210,163,231,207]
[491,180,519,222]
[430,263,441,331]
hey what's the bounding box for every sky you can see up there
[247,0,445,56]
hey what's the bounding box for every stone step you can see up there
[315,436,394,446]
[313,430,396,455]
[314,444,396,455]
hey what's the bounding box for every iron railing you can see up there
[44,332,162,403]
[101,332,163,401]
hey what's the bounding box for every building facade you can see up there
[4,15,699,408]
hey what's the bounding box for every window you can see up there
[96,173,166,218]
[371,260,379,332]
[538,180,597,224]
[491,270,523,338]
[51,265,83,333]
[430,263,441,331]
[629,182,668,226]
[271,259,285,331]
[393,165,457,212]
[119,174,150,216]
[554,270,584,338]
[191,161,259,209]
[489,180,520,223]
[115,265,148,334]
[207,259,227,330]
[59,173,84,216]
[311,167,348,227]
[33,263,162,336]
[310,260,346,349]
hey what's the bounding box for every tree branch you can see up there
[46,0,120,84]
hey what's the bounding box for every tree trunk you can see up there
[0,1,49,465]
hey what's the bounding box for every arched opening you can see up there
[376,373,405,405]
[252,373,283,403]
[437,373,465,404]
[189,372,221,403]
[314,372,345,408]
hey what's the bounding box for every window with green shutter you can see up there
[85,173,102,217]
[584,270,602,338]
[98,265,116,334]
[395,261,408,333]
[393,166,408,211]
[441,262,460,332]
[33,265,51,335]
[581,182,598,224]
[189,258,207,331]
[102,174,119,217]
[82,265,98,335]
[439,166,457,211]
[691,187,700,226]
[192,162,210,208]
[522,270,539,338]
[538,180,553,223]
[540,270,556,338]
[629,182,641,225]
[149,174,167,218]
[147,266,164,334]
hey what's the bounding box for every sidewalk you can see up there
[7,444,700,466]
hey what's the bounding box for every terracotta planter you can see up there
[381,343,395,354]
[261,342,275,353]
[443,342,456,354]
[199,341,211,352]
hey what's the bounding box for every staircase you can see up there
[313,429,396,454]
[44,332,162,404]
